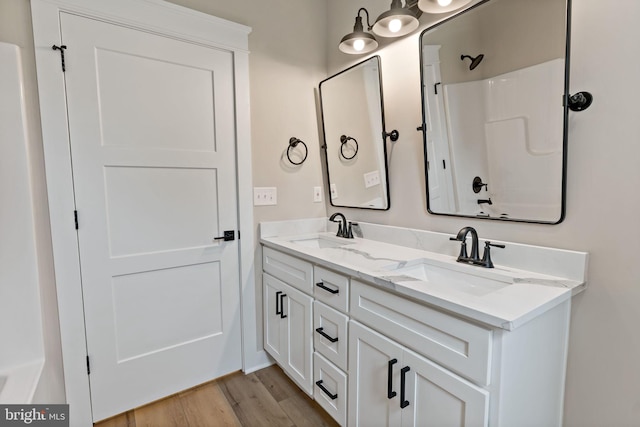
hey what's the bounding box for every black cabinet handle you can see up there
[315,327,338,343]
[279,293,287,319]
[315,380,338,400]
[387,358,398,399]
[400,366,411,409]
[275,291,282,316]
[316,281,339,294]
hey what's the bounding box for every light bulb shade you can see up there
[372,8,419,37]
[339,31,378,54]
[418,0,473,14]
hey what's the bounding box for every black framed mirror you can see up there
[319,56,391,210]
[419,0,570,223]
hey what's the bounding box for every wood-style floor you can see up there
[95,365,339,427]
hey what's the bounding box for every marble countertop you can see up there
[260,220,588,331]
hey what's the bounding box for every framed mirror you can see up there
[419,0,570,223]
[319,56,391,210]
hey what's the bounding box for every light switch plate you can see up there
[364,170,381,188]
[330,183,338,199]
[313,186,322,203]
[254,187,277,206]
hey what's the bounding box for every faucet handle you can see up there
[450,236,468,260]
[481,241,505,268]
[351,222,362,238]
[346,222,354,239]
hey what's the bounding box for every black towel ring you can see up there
[340,135,358,160]
[287,137,308,165]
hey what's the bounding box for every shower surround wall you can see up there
[445,59,564,220]
[0,42,44,403]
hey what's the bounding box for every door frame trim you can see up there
[31,0,265,424]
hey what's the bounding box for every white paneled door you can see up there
[60,13,241,421]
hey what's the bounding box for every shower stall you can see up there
[0,42,45,403]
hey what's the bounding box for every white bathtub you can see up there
[0,362,44,404]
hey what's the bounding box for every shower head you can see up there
[461,54,484,70]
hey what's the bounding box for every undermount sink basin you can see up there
[289,235,352,249]
[388,259,513,297]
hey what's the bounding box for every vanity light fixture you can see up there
[339,8,378,55]
[372,0,420,38]
[418,0,473,14]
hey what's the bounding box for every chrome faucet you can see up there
[329,212,353,238]
[449,226,504,268]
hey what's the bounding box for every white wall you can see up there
[326,0,640,425]
[165,0,327,220]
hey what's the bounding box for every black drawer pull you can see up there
[275,291,282,316]
[315,380,338,400]
[400,366,411,409]
[315,327,338,343]
[316,281,339,294]
[387,358,398,399]
[279,293,287,319]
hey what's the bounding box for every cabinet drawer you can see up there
[314,352,347,427]
[263,246,313,294]
[313,266,349,313]
[313,301,348,371]
[350,280,493,386]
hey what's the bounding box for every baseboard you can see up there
[243,350,273,374]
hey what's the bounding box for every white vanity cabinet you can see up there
[262,247,350,425]
[262,248,314,395]
[260,220,587,427]
[349,279,571,427]
[349,321,488,427]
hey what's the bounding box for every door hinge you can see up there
[238,230,241,240]
[52,45,67,72]
[86,355,90,375]
[74,210,79,230]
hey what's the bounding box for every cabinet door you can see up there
[349,321,403,427]
[283,283,314,395]
[263,273,286,364]
[400,349,489,427]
